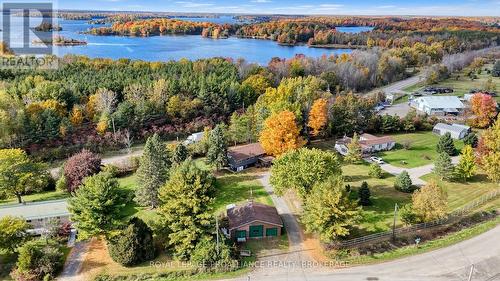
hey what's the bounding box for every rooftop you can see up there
[227,201,282,230]
[0,199,69,220]
[415,96,465,109]
[228,143,266,163]
[434,123,470,134]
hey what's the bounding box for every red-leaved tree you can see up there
[470,93,498,128]
[63,149,101,193]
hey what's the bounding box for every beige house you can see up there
[335,133,396,156]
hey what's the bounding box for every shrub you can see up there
[368,163,383,179]
[108,218,155,266]
[190,236,237,272]
[11,239,63,281]
[400,204,419,225]
[63,149,102,193]
[55,176,67,191]
[358,182,371,206]
[394,171,413,193]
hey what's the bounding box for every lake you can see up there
[3,16,374,64]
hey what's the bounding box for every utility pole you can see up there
[392,203,399,242]
[215,216,220,255]
[467,264,475,281]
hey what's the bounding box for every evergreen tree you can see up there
[171,143,188,166]
[433,152,455,181]
[463,132,478,148]
[135,133,170,208]
[108,218,155,266]
[206,124,228,170]
[455,145,476,181]
[344,133,363,164]
[158,160,215,260]
[68,172,125,240]
[302,176,360,242]
[436,132,457,156]
[358,181,371,206]
[394,170,413,193]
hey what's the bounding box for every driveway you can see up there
[378,156,459,186]
[223,224,500,281]
[371,74,424,117]
[378,102,412,117]
[58,241,88,281]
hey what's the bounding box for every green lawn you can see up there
[343,164,411,236]
[377,132,464,168]
[0,190,68,206]
[420,173,500,211]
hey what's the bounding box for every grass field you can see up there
[420,173,500,211]
[342,164,411,236]
[403,64,500,102]
[377,132,464,168]
[0,190,68,206]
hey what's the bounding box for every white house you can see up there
[0,199,70,235]
[335,133,396,156]
[183,131,204,145]
[411,96,465,116]
[433,123,471,140]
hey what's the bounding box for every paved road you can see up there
[225,224,500,281]
[379,157,459,186]
[58,241,88,281]
[49,149,143,178]
[374,74,424,117]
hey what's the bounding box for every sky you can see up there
[54,0,500,16]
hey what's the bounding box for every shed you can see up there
[227,202,283,241]
[183,132,204,145]
[432,123,470,140]
[227,143,266,172]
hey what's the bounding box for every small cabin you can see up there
[227,143,267,172]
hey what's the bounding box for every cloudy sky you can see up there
[56,0,500,16]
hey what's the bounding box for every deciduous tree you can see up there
[368,163,383,179]
[0,149,50,203]
[302,176,360,242]
[412,181,448,222]
[270,148,341,198]
[0,216,30,253]
[11,239,63,281]
[64,149,102,193]
[454,145,476,181]
[470,93,498,128]
[259,110,305,156]
[344,133,363,164]
[307,98,328,136]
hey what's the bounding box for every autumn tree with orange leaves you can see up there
[308,98,329,136]
[259,110,305,156]
[470,93,498,128]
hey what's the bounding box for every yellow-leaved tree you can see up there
[412,181,448,222]
[307,98,328,136]
[259,110,305,156]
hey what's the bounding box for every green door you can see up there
[266,228,278,237]
[236,230,246,239]
[249,225,263,238]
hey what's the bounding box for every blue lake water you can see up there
[3,17,374,64]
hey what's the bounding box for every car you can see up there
[370,156,385,164]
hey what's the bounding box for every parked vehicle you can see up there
[370,156,385,164]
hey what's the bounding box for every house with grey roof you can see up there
[411,96,465,116]
[0,199,70,235]
[433,123,471,140]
